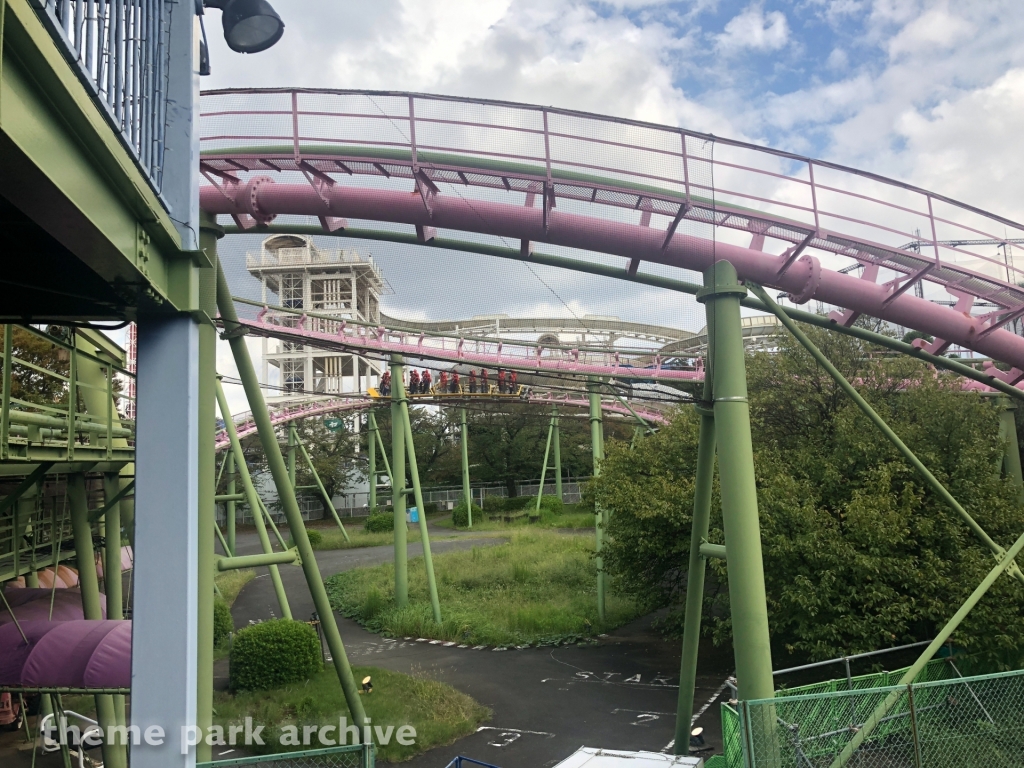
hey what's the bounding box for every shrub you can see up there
[213,598,234,645]
[451,501,483,528]
[230,619,322,691]
[482,495,531,513]
[364,509,395,533]
[538,495,564,515]
[287,528,323,548]
[421,502,439,516]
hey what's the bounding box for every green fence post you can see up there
[216,261,368,730]
[226,452,237,556]
[460,407,472,527]
[696,262,775,705]
[533,410,555,520]
[391,356,408,608]
[69,474,125,768]
[553,407,562,502]
[588,379,606,621]
[215,379,292,619]
[401,397,442,623]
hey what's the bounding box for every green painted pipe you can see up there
[215,493,246,502]
[534,410,555,519]
[553,408,562,502]
[226,452,237,556]
[257,496,291,553]
[196,314,217,765]
[401,393,442,623]
[368,412,377,511]
[372,411,394,485]
[217,550,299,571]
[588,379,606,621]
[391,356,409,607]
[288,426,297,489]
[69,474,125,768]
[829,526,1024,768]
[216,260,368,729]
[699,542,727,559]
[675,406,717,754]
[215,379,292,619]
[214,522,231,556]
[698,263,775,706]
[749,283,1024,587]
[295,435,350,542]
[460,407,472,527]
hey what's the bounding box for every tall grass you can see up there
[307,527,422,551]
[213,665,490,762]
[434,502,594,532]
[216,569,255,606]
[326,530,638,646]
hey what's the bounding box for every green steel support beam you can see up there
[372,412,394,485]
[215,493,246,503]
[553,409,563,501]
[997,398,1024,503]
[391,356,409,608]
[749,283,1024,587]
[214,521,230,557]
[2,324,10,458]
[460,407,472,527]
[675,318,717,763]
[295,433,350,542]
[228,226,1024,404]
[87,479,134,524]
[533,408,556,520]
[368,413,377,511]
[588,378,606,621]
[217,550,299,571]
[401,393,442,624]
[216,260,368,729]
[288,425,297,489]
[258,496,291,553]
[830,526,1024,768]
[215,378,292,620]
[0,462,53,515]
[68,474,125,768]
[101,473,126,738]
[698,263,775,705]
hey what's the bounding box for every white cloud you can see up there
[886,5,974,59]
[716,3,790,54]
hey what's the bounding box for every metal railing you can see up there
[32,0,169,193]
[197,744,374,768]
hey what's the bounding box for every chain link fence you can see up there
[197,744,373,768]
[721,661,1024,767]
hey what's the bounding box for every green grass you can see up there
[304,526,423,551]
[216,569,256,606]
[326,529,638,646]
[213,665,490,762]
[433,502,595,532]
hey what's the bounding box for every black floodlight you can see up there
[361,675,373,694]
[203,0,285,54]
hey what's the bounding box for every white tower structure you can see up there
[247,234,386,400]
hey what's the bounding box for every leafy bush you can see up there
[538,495,564,515]
[421,502,439,516]
[213,598,234,645]
[482,495,532,513]
[229,619,322,691]
[451,501,483,527]
[287,528,322,548]
[364,509,395,533]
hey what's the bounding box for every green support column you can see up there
[460,407,472,528]
[288,425,297,489]
[697,262,775,705]
[999,398,1024,503]
[533,409,556,520]
[217,262,368,731]
[370,411,394,486]
[674,335,717,753]
[553,408,562,502]
[368,414,377,511]
[101,473,127,738]
[226,453,237,556]
[296,433,351,541]
[400,397,443,623]
[588,379,606,621]
[68,474,125,768]
[197,216,220,762]
[391,357,409,607]
[216,379,292,619]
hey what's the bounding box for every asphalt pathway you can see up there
[221,525,733,768]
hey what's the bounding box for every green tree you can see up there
[597,325,1024,668]
[291,417,359,514]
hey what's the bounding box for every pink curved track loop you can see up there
[215,394,669,452]
[200,89,1024,386]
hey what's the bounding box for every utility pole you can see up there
[588,378,606,621]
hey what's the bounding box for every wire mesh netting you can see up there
[196,744,372,768]
[721,663,1024,768]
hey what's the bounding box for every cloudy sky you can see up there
[201,0,1024,408]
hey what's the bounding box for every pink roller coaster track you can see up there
[200,89,1024,386]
